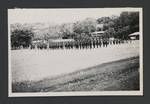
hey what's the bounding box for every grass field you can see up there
[11,41,139,82]
[12,56,139,92]
[11,41,140,92]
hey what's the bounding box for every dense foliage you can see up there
[10,11,139,49]
[11,28,34,49]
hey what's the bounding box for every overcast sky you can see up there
[8,8,141,24]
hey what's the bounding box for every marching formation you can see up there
[30,38,131,50]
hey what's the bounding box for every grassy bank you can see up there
[12,56,140,92]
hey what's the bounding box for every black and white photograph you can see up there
[8,8,143,96]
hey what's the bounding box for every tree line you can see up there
[10,11,139,49]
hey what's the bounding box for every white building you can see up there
[129,32,140,40]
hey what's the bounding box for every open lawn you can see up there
[11,41,140,92]
[12,56,139,92]
[11,41,139,82]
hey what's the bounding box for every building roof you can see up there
[91,31,105,37]
[50,39,75,42]
[91,31,105,34]
[129,32,140,36]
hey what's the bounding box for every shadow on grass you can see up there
[12,56,140,92]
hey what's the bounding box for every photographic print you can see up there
[8,8,143,97]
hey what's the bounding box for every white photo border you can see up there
[8,7,143,97]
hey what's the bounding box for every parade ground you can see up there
[11,40,140,92]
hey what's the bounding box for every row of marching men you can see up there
[30,38,129,50]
